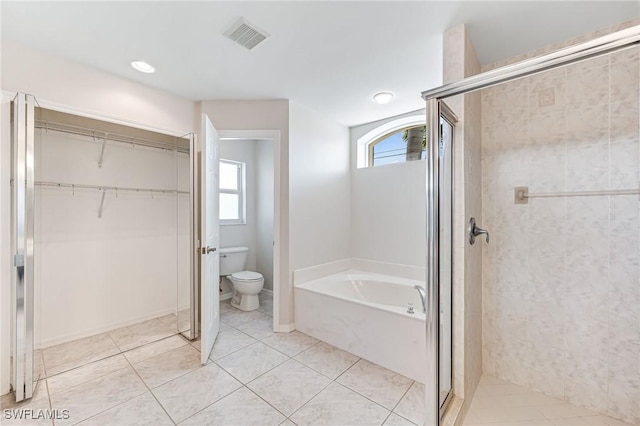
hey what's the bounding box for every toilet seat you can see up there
[231,271,263,281]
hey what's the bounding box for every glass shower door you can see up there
[10,92,39,402]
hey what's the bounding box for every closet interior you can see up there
[31,107,195,378]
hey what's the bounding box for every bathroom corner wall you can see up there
[481,19,640,424]
[442,24,483,422]
[349,109,428,268]
[288,101,351,271]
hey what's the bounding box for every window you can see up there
[368,125,426,167]
[356,115,426,168]
[219,159,245,225]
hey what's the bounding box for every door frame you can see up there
[217,130,283,333]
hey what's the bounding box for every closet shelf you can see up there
[36,181,188,218]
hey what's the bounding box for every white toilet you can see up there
[220,246,264,311]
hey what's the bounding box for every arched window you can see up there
[356,115,426,168]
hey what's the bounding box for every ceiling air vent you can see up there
[223,18,270,50]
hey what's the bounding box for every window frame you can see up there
[356,114,426,168]
[219,158,246,226]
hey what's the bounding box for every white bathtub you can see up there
[294,270,426,382]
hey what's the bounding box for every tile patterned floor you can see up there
[1,292,423,425]
[463,375,637,426]
[41,315,179,378]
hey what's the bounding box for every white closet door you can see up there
[200,113,220,364]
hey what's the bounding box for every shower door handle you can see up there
[201,246,217,254]
[468,217,489,245]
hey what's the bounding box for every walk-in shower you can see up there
[422,24,640,426]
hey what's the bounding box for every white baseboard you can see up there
[261,288,273,296]
[274,323,295,333]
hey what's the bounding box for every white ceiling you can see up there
[1,1,638,127]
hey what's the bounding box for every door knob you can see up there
[468,217,489,245]
[201,246,217,254]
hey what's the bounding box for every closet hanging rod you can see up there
[515,186,640,204]
[35,120,190,153]
[35,181,189,195]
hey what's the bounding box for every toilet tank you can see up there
[219,246,248,275]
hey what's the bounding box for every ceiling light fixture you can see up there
[373,92,393,104]
[131,61,155,74]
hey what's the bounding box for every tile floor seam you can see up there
[44,351,124,381]
[106,330,125,354]
[41,353,49,380]
[133,343,199,384]
[328,379,398,419]
[206,334,259,364]
[292,351,361,382]
[242,384,293,421]
[283,372,336,421]
[48,364,132,399]
[213,345,291,385]
[57,372,149,426]
[121,348,177,426]
[44,376,53,426]
[385,380,417,423]
[332,356,363,381]
[258,337,308,358]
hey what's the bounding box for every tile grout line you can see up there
[218,306,417,425]
[121,348,177,426]
[387,381,419,425]
[213,345,289,383]
[44,375,53,426]
[64,333,197,424]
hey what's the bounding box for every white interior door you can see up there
[200,113,220,364]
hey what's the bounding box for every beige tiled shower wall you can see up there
[480,21,640,425]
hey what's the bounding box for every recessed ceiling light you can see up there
[373,92,393,104]
[131,61,155,74]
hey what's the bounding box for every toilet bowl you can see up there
[220,246,265,312]
[229,271,264,311]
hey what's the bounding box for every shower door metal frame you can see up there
[422,24,639,426]
[437,106,457,416]
[11,93,36,402]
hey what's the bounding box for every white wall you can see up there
[219,139,257,295]
[34,130,188,348]
[219,139,258,269]
[289,102,351,270]
[256,141,275,290]
[349,109,427,267]
[1,40,195,135]
[350,161,426,266]
[1,40,196,395]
